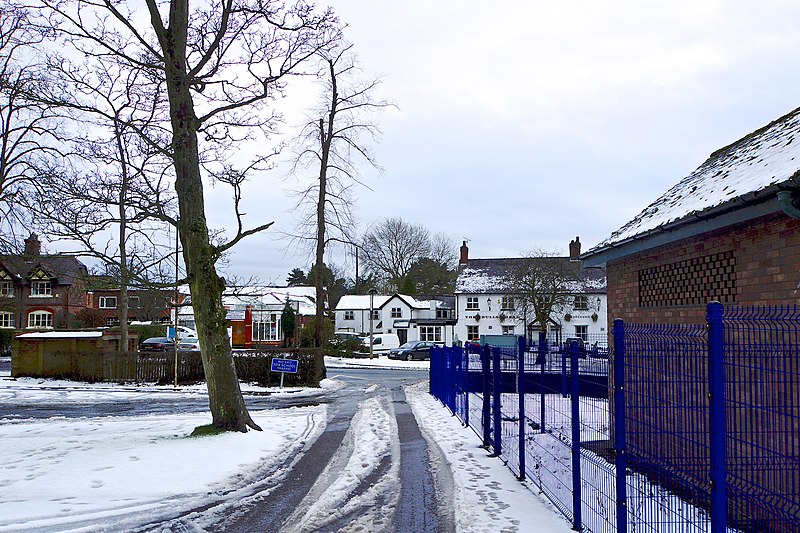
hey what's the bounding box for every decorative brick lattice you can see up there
[638,251,736,307]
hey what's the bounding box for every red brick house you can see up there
[86,282,183,327]
[0,234,89,331]
[582,106,800,323]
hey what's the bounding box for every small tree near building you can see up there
[509,250,584,334]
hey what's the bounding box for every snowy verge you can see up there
[404,381,574,533]
[0,405,327,532]
[324,354,429,371]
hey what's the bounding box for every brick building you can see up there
[0,234,89,330]
[583,106,800,323]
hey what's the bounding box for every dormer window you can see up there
[0,271,11,297]
[31,280,52,297]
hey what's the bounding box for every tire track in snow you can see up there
[281,395,400,533]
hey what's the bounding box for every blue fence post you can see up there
[481,344,491,448]
[492,346,503,457]
[612,319,627,533]
[461,344,469,428]
[562,346,568,398]
[707,301,727,533]
[539,330,547,432]
[569,340,583,531]
[518,335,526,481]
[448,345,456,412]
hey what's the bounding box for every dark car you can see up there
[388,341,435,361]
[139,337,176,352]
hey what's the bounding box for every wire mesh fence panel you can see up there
[623,321,712,533]
[722,306,800,532]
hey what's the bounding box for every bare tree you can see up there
[35,1,341,432]
[290,43,390,379]
[0,5,61,252]
[28,56,176,350]
[508,250,584,332]
[361,217,453,291]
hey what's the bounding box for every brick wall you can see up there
[607,212,800,326]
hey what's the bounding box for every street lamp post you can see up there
[369,288,377,359]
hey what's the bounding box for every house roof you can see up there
[0,254,88,286]
[584,106,800,263]
[456,257,606,294]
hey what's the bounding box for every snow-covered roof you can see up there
[335,294,391,311]
[220,286,318,315]
[456,258,606,294]
[586,106,800,256]
[16,331,103,339]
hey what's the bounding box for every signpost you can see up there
[270,357,299,388]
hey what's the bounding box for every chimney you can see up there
[569,236,581,261]
[24,233,41,256]
[459,241,469,265]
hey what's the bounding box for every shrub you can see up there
[0,329,12,357]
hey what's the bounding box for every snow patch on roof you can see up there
[456,268,509,293]
[17,331,104,339]
[589,107,800,252]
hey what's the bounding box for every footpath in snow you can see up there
[0,356,572,532]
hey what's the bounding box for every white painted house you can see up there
[454,240,608,346]
[334,293,457,345]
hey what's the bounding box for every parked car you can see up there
[177,337,200,351]
[388,341,435,361]
[139,337,176,352]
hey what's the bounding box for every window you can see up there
[129,296,140,309]
[0,272,12,297]
[500,296,515,310]
[419,325,442,342]
[31,280,52,297]
[575,325,588,342]
[0,312,13,328]
[436,308,453,319]
[99,296,117,309]
[466,325,479,341]
[371,310,380,321]
[253,313,279,341]
[28,310,53,329]
[344,310,355,320]
[105,317,120,327]
[391,307,402,318]
[466,297,479,310]
[573,296,588,310]
[502,325,515,335]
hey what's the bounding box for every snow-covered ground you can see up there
[0,359,572,532]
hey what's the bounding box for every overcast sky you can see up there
[162,1,800,285]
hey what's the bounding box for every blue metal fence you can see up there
[430,303,800,533]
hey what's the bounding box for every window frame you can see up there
[252,313,280,342]
[30,280,52,297]
[500,296,515,310]
[502,325,515,335]
[419,325,442,342]
[465,297,479,310]
[0,311,14,328]
[466,325,479,341]
[575,325,588,342]
[99,296,118,309]
[0,279,12,297]
[390,307,402,318]
[573,295,589,310]
[28,310,53,329]
[343,310,355,321]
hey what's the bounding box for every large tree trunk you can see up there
[158,0,259,432]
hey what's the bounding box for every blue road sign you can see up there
[271,358,299,374]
